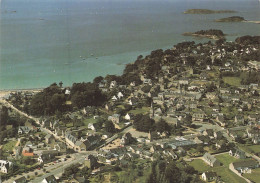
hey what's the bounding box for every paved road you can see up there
[4,151,97,183]
[31,151,97,183]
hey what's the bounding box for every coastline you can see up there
[0,88,43,99]
[182,32,224,40]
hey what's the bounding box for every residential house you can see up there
[74,140,89,152]
[85,155,99,170]
[88,123,98,131]
[195,135,210,145]
[150,145,163,153]
[45,134,55,144]
[108,114,121,124]
[202,129,214,138]
[231,160,259,174]
[200,72,209,80]
[234,115,245,125]
[203,153,221,167]
[215,139,227,149]
[125,113,134,121]
[206,92,216,100]
[117,92,124,99]
[110,80,117,89]
[111,95,118,101]
[216,115,226,127]
[229,148,246,159]
[65,132,77,148]
[201,171,217,182]
[0,160,12,173]
[192,112,206,122]
[214,131,223,139]
[53,142,66,153]
[143,79,152,85]
[128,97,138,106]
[13,176,27,183]
[41,175,57,183]
[22,147,34,157]
[38,150,59,164]
[18,126,31,135]
[14,146,22,159]
[248,114,260,123]
[120,133,135,146]
[163,150,178,159]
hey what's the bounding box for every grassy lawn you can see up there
[129,107,149,115]
[238,144,260,154]
[244,168,260,183]
[83,117,98,126]
[213,166,246,183]
[223,77,241,86]
[215,153,237,167]
[189,157,247,183]
[188,159,211,172]
[2,140,17,152]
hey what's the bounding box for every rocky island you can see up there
[215,16,245,22]
[184,9,237,14]
[183,29,225,40]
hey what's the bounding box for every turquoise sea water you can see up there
[0,0,260,89]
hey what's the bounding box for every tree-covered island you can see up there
[184,9,237,14]
[183,29,225,40]
[215,16,246,22]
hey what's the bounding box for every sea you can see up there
[0,0,260,90]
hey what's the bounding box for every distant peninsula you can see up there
[184,9,236,14]
[183,29,225,40]
[215,16,245,22]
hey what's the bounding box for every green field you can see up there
[189,154,247,183]
[83,117,98,126]
[238,144,260,154]
[223,77,241,86]
[215,153,237,166]
[244,168,260,183]
[2,140,17,152]
[129,107,149,115]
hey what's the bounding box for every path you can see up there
[229,163,252,183]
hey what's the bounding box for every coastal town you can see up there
[0,35,260,183]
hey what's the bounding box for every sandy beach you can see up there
[0,88,42,99]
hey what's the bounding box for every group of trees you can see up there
[240,71,260,85]
[133,114,173,135]
[29,83,66,115]
[146,160,201,183]
[194,29,224,37]
[133,114,155,132]
[235,35,260,45]
[29,81,107,115]
[71,82,106,108]
[0,106,23,143]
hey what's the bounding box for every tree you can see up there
[71,82,107,109]
[155,119,171,134]
[93,76,104,85]
[105,121,116,133]
[184,114,192,127]
[165,161,181,183]
[133,114,155,132]
[0,106,8,127]
[59,81,63,88]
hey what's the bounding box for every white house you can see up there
[117,92,124,99]
[0,160,12,173]
[201,171,217,182]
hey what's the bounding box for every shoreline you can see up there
[182,32,224,40]
[0,88,43,99]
